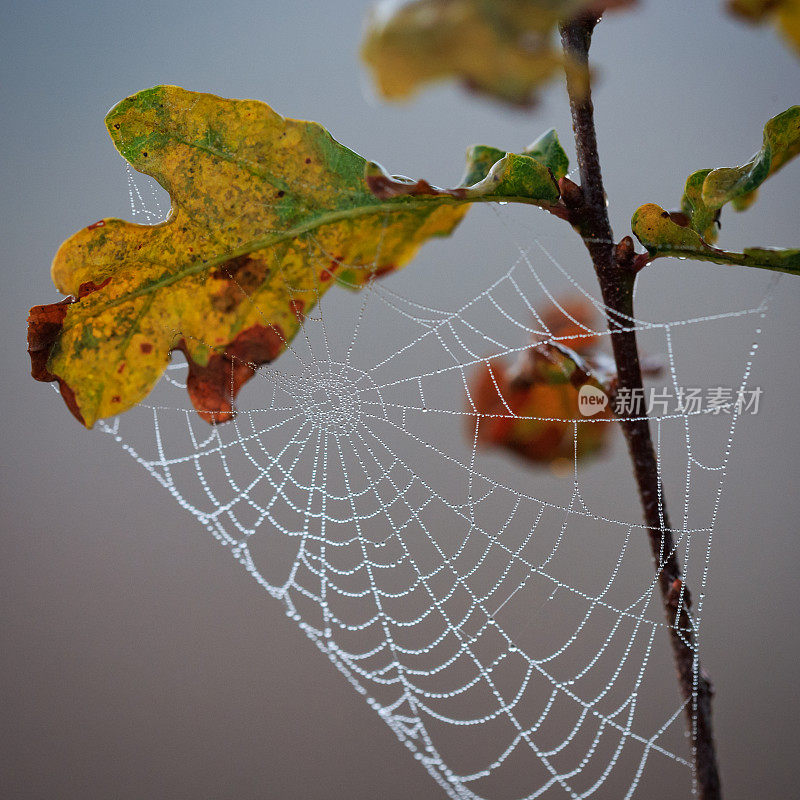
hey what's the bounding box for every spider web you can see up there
[87,167,772,799]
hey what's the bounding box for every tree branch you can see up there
[559,14,722,799]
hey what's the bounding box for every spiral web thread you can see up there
[93,170,772,799]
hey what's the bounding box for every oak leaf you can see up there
[468,298,613,467]
[631,205,800,274]
[28,86,568,427]
[679,106,800,242]
[361,0,636,108]
[632,106,800,275]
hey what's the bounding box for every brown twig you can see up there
[559,14,722,799]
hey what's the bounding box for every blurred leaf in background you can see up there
[361,0,637,107]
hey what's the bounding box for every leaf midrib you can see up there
[62,192,546,329]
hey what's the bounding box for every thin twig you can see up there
[558,14,722,799]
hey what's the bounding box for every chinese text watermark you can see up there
[577,386,763,417]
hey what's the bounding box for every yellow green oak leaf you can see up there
[27,85,567,428]
[728,0,800,55]
[631,204,800,275]
[679,107,800,242]
[632,106,800,274]
[361,0,636,108]
[679,168,719,242]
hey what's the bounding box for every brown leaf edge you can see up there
[27,277,290,425]
[174,325,285,424]
[28,298,85,426]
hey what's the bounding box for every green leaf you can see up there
[679,106,800,241]
[679,168,717,241]
[631,203,800,275]
[632,106,800,276]
[27,86,566,428]
[365,149,561,205]
[702,106,800,208]
[360,0,635,107]
[460,145,509,186]
[459,129,568,186]
[524,128,570,180]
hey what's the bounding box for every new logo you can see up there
[577,384,608,417]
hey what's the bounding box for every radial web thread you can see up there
[86,169,774,799]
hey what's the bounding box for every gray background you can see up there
[1,1,798,798]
